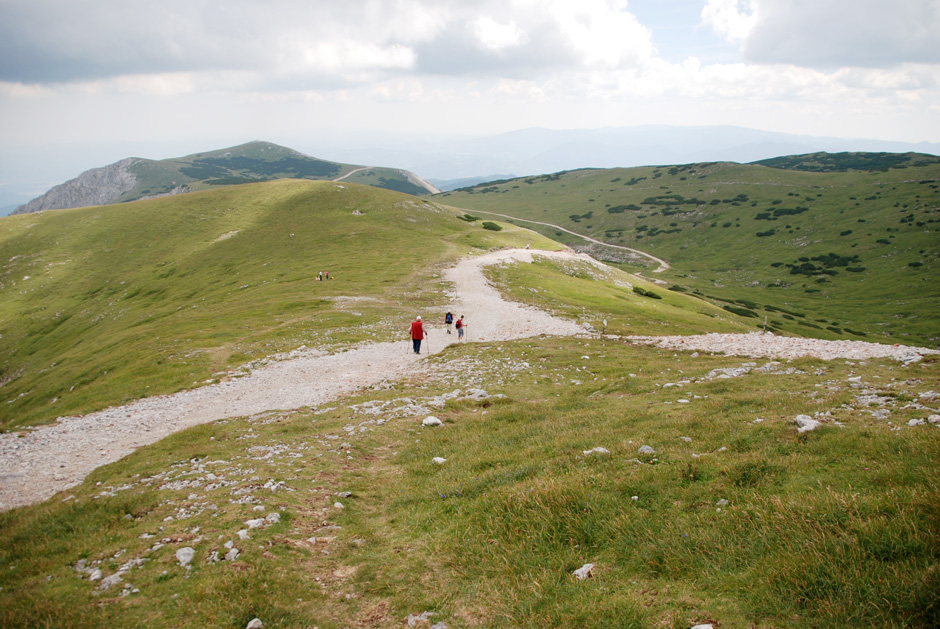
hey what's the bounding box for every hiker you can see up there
[455,315,466,340]
[444,311,453,334]
[325,270,330,280]
[410,315,426,354]
[318,271,323,281]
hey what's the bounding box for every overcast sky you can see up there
[1,0,939,203]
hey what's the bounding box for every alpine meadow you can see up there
[0,151,939,628]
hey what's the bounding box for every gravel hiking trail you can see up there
[0,248,586,511]
[1,248,935,511]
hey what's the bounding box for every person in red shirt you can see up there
[410,316,426,354]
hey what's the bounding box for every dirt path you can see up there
[0,248,589,511]
[1,248,935,511]
[471,210,671,272]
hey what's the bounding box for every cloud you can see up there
[0,0,657,87]
[703,0,940,69]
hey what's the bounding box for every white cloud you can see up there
[473,17,529,51]
[701,0,758,44]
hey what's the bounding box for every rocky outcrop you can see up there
[13,158,140,214]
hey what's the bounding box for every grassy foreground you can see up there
[1,336,937,627]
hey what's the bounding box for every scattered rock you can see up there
[908,418,926,427]
[432,457,447,465]
[573,563,595,579]
[224,548,240,562]
[246,619,263,629]
[679,436,692,442]
[98,573,123,590]
[929,415,940,424]
[794,415,820,433]
[175,547,195,567]
[334,502,345,509]
[407,611,436,627]
[422,416,443,427]
[582,447,609,456]
[716,499,728,507]
[691,625,714,629]
[638,445,655,455]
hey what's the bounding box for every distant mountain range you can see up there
[8,125,940,215]
[317,125,940,184]
[12,141,439,215]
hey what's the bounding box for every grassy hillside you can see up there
[439,154,940,347]
[0,180,540,428]
[119,141,435,201]
[1,336,937,627]
[0,180,744,430]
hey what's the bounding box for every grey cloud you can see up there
[743,0,940,69]
[0,0,650,88]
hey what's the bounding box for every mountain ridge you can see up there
[12,141,439,215]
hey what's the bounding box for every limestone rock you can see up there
[638,445,655,455]
[176,547,195,567]
[794,414,820,433]
[422,416,443,427]
[573,563,595,579]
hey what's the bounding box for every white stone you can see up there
[929,415,940,424]
[432,457,447,465]
[245,518,265,529]
[265,512,281,524]
[237,529,250,540]
[224,548,240,561]
[908,418,926,427]
[716,499,728,507]
[246,619,263,629]
[679,436,692,442]
[582,447,610,456]
[89,568,103,581]
[422,416,443,427]
[334,502,345,509]
[98,573,123,590]
[638,445,655,455]
[794,414,820,433]
[573,563,594,579]
[691,625,714,629]
[176,547,195,567]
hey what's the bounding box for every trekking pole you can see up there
[426,333,431,354]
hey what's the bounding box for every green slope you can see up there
[117,141,434,202]
[438,153,940,347]
[0,180,743,429]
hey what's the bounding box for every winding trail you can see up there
[471,210,671,272]
[0,248,588,511]
[1,248,935,512]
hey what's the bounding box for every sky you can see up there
[1,0,939,205]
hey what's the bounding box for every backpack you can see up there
[445,312,453,323]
